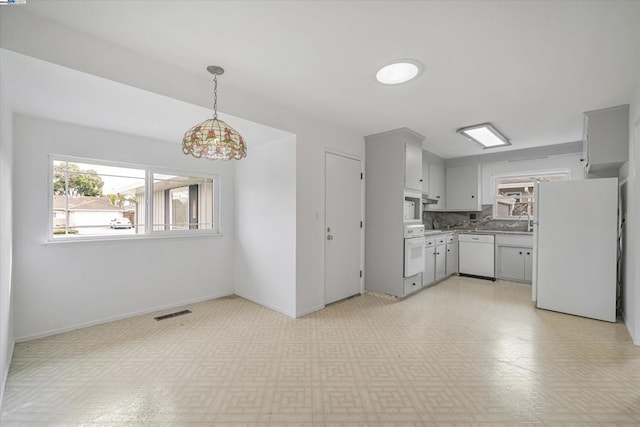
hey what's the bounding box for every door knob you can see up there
[327,235,334,240]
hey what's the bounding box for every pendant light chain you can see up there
[213,74,218,120]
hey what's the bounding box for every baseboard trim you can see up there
[15,291,234,343]
[233,291,296,318]
[621,310,639,346]
[1,338,15,413]
[295,304,325,318]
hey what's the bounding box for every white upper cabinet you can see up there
[583,104,629,176]
[427,162,445,210]
[445,164,481,211]
[404,142,423,191]
[422,157,429,193]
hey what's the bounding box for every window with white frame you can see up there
[51,157,218,239]
[493,172,569,219]
[152,173,215,231]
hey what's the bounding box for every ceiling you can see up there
[8,0,640,158]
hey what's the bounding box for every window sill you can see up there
[42,232,225,246]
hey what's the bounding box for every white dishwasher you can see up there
[458,234,495,280]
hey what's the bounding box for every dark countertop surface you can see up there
[424,229,533,236]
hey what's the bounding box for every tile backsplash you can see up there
[423,205,530,232]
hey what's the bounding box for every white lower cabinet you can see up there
[423,239,436,286]
[446,241,458,276]
[498,246,533,282]
[524,250,533,282]
[424,233,456,287]
[435,243,446,282]
[403,274,422,296]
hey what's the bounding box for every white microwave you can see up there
[404,193,421,221]
[403,200,415,220]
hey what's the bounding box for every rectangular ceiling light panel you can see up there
[457,123,511,149]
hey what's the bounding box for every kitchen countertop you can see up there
[423,230,447,236]
[424,229,533,236]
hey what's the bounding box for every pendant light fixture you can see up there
[182,66,247,160]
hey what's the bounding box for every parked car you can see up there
[110,218,133,229]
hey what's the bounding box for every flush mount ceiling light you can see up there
[375,60,423,85]
[456,123,511,149]
[182,66,247,160]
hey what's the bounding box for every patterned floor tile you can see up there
[2,276,640,425]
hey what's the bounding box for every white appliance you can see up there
[404,224,426,277]
[458,233,495,279]
[403,200,415,220]
[533,178,618,322]
[403,191,421,222]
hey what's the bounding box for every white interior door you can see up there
[325,152,362,305]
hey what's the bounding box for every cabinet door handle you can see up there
[419,179,423,182]
[519,251,523,255]
[526,252,530,255]
[471,195,475,198]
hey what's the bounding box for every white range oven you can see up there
[404,224,426,277]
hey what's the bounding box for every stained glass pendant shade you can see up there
[182,66,247,160]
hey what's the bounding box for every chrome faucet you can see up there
[517,212,533,232]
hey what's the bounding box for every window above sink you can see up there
[493,171,569,220]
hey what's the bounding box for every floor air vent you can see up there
[154,309,192,321]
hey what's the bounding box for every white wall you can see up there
[624,54,640,345]
[0,50,15,413]
[13,115,236,340]
[620,2,640,345]
[234,135,297,316]
[294,122,364,316]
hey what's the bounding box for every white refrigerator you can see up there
[533,178,618,322]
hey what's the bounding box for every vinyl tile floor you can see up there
[2,276,640,426]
